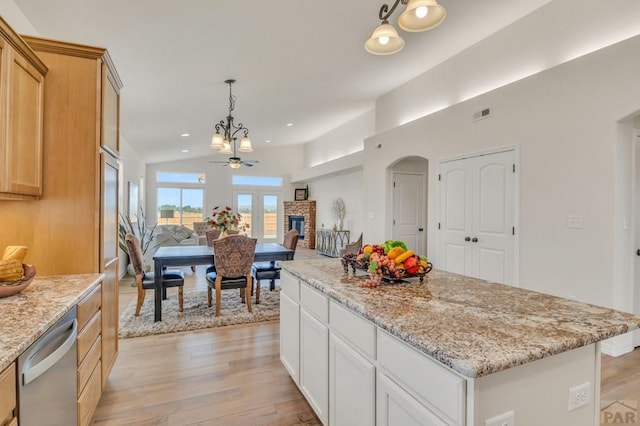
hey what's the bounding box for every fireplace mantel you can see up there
[284,201,316,249]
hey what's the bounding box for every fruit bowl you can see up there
[342,256,432,284]
[0,264,36,298]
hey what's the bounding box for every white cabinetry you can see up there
[279,272,300,384]
[329,333,375,426]
[377,372,447,426]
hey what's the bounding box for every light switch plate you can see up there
[567,215,584,228]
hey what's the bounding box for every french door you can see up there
[233,189,281,242]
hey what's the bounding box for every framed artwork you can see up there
[295,188,307,201]
[128,181,139,221]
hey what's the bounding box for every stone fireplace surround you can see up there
[283,200,316,249]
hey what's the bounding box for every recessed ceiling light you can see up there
[181,149,189,153]
[181,133,190,137]
[265,139,271,143]
[285,123,294,127]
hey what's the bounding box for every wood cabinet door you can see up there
[101,261,118,386]
[2,44,44,197]
[101,64,119,156]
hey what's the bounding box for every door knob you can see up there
[637,249,640,256]
[464,237,471,242]
[472,237,478,243]
[418,228,424,232]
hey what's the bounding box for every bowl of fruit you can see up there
[341,240,432,288]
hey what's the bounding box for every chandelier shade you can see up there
[365,22,405,55]
[366,0,446,55]
[210,131,224,149]
[398,0,446,32]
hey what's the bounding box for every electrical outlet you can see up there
[485,410,514,426]
[568,382,591,412]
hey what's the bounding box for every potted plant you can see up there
[119,208,158,275]
[206,206,250,235]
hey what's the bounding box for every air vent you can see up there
[473,108,491,121]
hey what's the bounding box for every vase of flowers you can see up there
[206,206,249,234]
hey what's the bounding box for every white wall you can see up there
[145,144,304,237]
[363,34,640,311]
[376,0,640,135]
[0,0,39,34]
[309,170,363,244]
[304,108,374,167]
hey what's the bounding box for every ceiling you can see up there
[14,0,549,164]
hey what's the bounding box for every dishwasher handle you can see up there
[23,319,77,385]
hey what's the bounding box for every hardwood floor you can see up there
[95,249,640,425]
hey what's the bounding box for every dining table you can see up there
[152,243,295,321]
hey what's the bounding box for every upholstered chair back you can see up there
[213,235,257,278]
[206,229,221,246]
[125,233,145,276]
[283,229,299,251]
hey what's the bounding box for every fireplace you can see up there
[284,200,316,249]
[289,215,305,240]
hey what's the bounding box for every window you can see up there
[232,175,282,187]
[156,172,205,228]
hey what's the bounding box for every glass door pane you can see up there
[181,188,204,228]
[262,194,278,240]
[157,188,180,224]
[237,193,253,237]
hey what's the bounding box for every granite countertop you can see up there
[282,258,640,378]
[0,274,103,372]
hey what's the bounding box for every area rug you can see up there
[119,289,280,339]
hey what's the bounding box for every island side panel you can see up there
[470,343,599,426]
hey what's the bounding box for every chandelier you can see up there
[210,79,253,156]
[365,0,446,55]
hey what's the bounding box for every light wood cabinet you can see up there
[0,362,17,426]
[77,284,102,426]
[0,17,47,200]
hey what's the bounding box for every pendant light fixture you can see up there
[210,79,253,153]
[365,0,446,55]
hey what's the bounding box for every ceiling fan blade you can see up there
[241,160,259,165]
[209,160,229,164]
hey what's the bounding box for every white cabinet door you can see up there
[280,291,300,384]
[377,373,447,426]
[439,150,516,285]
[329,333,375,426]
[300,309,329,425]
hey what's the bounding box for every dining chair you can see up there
[125,233,185,316]
[225,229,240,235]
[252,229,299,304]
[206,234,257,317]
[205,229,222,274]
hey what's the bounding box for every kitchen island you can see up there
[280,258,640,426]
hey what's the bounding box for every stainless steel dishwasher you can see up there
[17,306,78,426]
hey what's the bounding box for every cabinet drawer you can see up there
[330,301,376,359]
[77,311,101,363]
[77,285,101,330]
[78,335,101,395]
[377,330,465,425]
[280,271,299,301]
[0,363,16,424]
[78,360,102,426]
[300,283,328,323]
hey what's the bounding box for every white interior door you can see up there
[439,150,516,285]
[633,129,640,347]
[439,161,472,276]
[233,190,281,242]
[392,173,425,253]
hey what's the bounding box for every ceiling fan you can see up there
[210,137,259,168]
